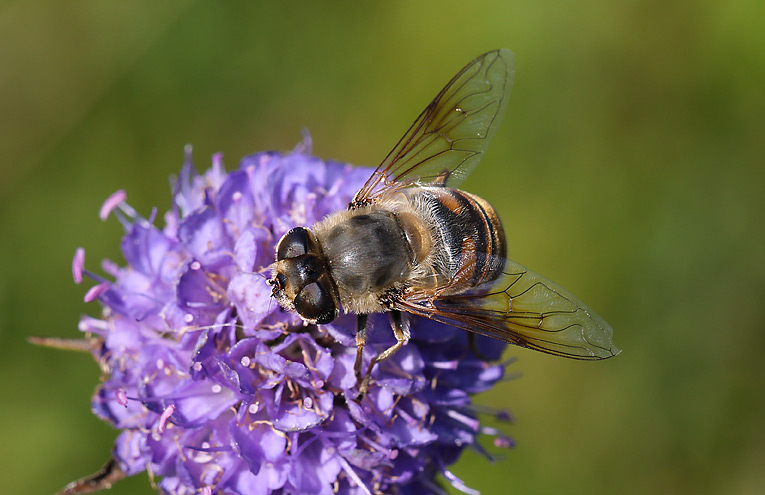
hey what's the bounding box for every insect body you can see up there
[269,49,619,395]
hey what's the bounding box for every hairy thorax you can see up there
[312,194,440,314]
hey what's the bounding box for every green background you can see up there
[1,1,763,494]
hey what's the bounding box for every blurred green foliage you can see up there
[1,1,764,494]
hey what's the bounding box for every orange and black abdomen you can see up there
[407,187,506,290]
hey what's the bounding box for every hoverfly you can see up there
[269,49,619,395]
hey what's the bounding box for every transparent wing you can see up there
[397,259,619,360]
[352,49,514,206]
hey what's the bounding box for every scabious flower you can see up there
[64,138,513,495]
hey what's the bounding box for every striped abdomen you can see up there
[405,187,506,291]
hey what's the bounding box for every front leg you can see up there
[358,310,409,397]
[353,314,369,387]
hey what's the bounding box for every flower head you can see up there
[66,139,513,495]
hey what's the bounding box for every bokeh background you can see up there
[1,1,763,494]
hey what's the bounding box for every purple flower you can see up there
[62,139,513,495]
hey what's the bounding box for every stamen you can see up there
[468,404,514,423]
[441,466,480,495]
[493,436,514,448]
[72,248,85,284]
[430,360,459,370]
[295,129,313,155]
[99,190,127,220]
[419,479,449,495]
[157,404,175,433]
[78,316,108,333]
[335,452,372,495]
[496,410,513,422]
[479,426,501,436]
[446,410,479,432]
[115,389,128,407]
[101,259,119,277]
[117,201,138,220]
[84,282,110,303]
[212,152,224,175]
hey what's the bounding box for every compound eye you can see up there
[277,227,309,260]
[294,281,337,324]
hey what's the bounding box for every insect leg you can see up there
[467,331,497,362]
[354,313,369,386]
[359,310,409,397]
